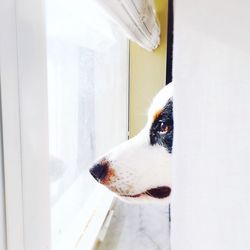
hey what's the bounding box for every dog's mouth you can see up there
[121,186,171,199]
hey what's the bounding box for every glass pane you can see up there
[45,1,128,249]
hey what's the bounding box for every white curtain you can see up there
[94,0,160,51]
[172,1,250,250]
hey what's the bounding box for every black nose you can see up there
[89,163,108,182]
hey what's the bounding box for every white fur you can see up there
[94,83,173,204]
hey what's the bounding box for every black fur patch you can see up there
[150,98,173,153]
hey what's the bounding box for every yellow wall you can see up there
[129,0,168,137]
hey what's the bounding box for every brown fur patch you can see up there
[100,160,116,185]
[153,109,162,122]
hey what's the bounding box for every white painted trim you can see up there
[15,0,51,249]
[0,0,50,249]
[0,0,25,249]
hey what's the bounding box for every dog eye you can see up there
[159,121,171,134]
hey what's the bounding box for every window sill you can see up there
[52,175,114,250]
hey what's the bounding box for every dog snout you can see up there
[89,162,108,182]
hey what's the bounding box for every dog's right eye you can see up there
[160,121,167,131]
[159,120,172,134]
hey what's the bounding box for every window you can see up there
[0,0,129,249]
[46,1,129,249]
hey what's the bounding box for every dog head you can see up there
[89,83,173,203]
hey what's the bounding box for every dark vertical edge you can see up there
[166,0,174,85]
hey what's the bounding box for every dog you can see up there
[90,82,173,203]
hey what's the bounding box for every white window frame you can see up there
[0,0,129,250]
[1,0,50,249]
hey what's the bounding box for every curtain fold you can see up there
[94,0,160,51]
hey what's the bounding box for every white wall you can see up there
[0,102,6,250]
[172,1,250,250]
